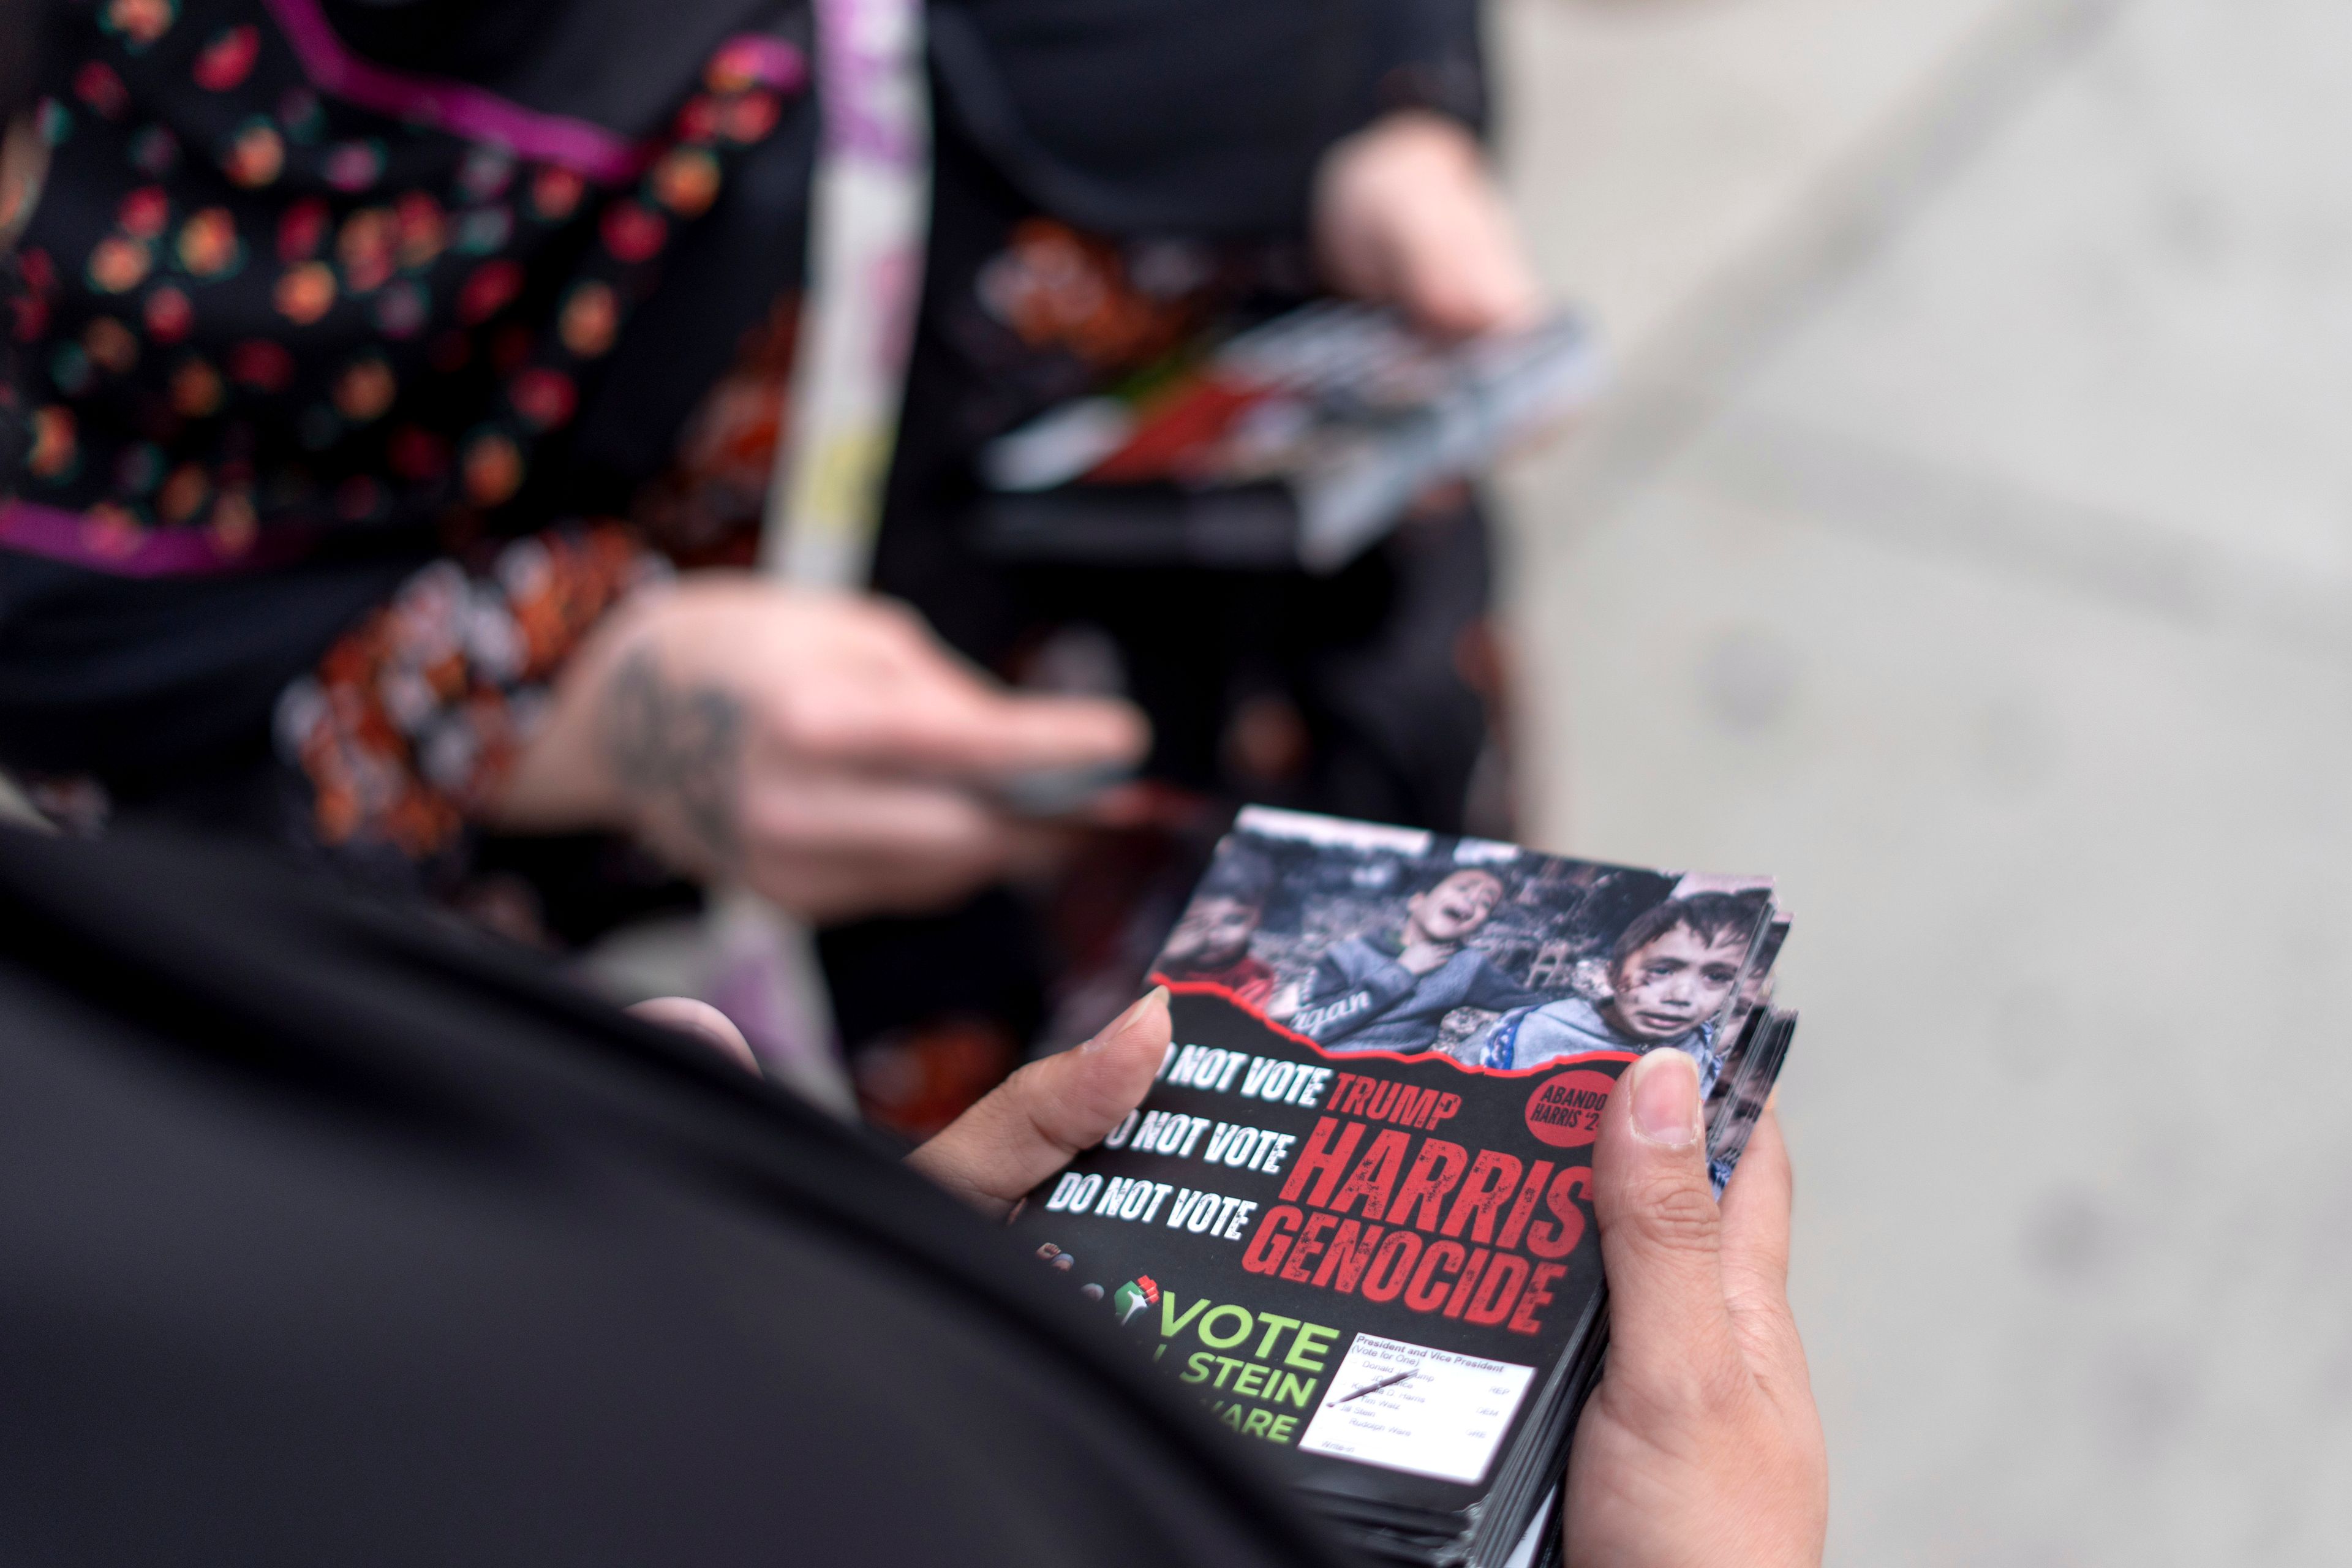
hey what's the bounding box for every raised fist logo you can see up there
[1111,1275,1161,1325]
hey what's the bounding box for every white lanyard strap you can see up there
[760,0,933,590]
[711,0,935,1109]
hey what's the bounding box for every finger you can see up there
[1399,249,1526,337]
[766,627,1150,783]
[752,845,1012,924]
[788,818,1093,922]
[738,776,1037,921]
[1718,1105,1807,1381]
[805,686,1151,783]
[906,987,1172,1217]
[1396,216,1544,337]
[742,768,1012,859]
[1590,1049,1741,1403]
[627,997,760,1076]
[1719,1105,1793,1303]
[752,821,1084,924]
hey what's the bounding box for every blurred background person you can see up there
[0,0,1541,1129]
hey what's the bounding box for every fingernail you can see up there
[1084,985,1168,1052]
[1629,1049,1701,1148]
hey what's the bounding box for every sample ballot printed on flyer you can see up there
[1299,1334,1538,1486]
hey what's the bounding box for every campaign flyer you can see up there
[1009,807,1784,1536]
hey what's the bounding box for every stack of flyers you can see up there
[976,303,1600,573]
[1009,807,1796,1566]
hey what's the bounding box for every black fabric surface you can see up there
[0,547,418,787]
[0,826,1358,1568]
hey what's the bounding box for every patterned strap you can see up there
[760,0,931,590]
[707,0,940,1102]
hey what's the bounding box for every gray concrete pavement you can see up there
[1493,0,2352,1561]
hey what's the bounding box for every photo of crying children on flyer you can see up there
[1155,809,1774,1080]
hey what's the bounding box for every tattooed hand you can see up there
[600,649,745,866]
[493,576,1149,922]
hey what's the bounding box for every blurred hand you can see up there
[908,986,1170,1217]
[496,576,1149,923]
[1313,110,1544,337]
[1565,1052,1828,1568]
[2,113,50,250]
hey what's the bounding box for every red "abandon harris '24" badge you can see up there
[1523,1069,1616,1148]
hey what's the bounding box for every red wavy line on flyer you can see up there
[1149,976,1642,1078]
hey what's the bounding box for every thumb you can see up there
[627,997,760,1076]
[1591,1049,1741,1404]
[907,987,1171,1217]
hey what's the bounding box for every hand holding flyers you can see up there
[1565,1056,1828,1568]
[907,987,1172,1218]
[1003,807,1806,1566]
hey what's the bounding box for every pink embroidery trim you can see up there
[262,0,805,183]
[717,34,812,96]
[0,500,315,578]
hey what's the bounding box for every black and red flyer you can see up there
[1009,807,1796,1567]
[976,303,1598,574]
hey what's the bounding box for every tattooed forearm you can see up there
[601,650,744,866]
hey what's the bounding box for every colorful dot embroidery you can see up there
[194,26,262,92]
[7,9,816,859]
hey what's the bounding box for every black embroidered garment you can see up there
[1,0,1494,868]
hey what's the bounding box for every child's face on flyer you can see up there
[1604,926,1747,1042]
[1166,897,1260,968]
[1406,870,1504,945]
